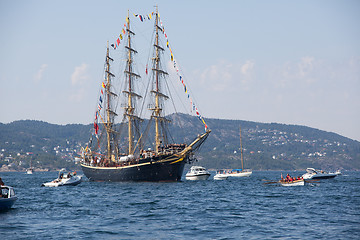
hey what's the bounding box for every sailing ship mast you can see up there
[151,6,169,153]
[104,41,117,163]
[240,126,244,170]
[123,10,141,155]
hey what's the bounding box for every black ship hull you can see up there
[81,155,187,182]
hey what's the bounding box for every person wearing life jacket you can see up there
[286,174,291,182]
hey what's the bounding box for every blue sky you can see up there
[1,0,359,141]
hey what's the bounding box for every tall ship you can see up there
[80,8,210,181]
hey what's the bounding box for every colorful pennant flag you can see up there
[126,12,209,131]
[133,12,154,22]
[157,14,208,131]
[94,123,99,135]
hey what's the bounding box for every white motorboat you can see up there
[42,169,82,187]
[185,166,211,180]
[0,185,18,211]
[213,170,228,180]
[214,174,228,180]
[302,168,337,180]
[26,159,34,174]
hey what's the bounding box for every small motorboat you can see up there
[42,169,82,187]
[0,185,18,211]
[26,159,34,174]
[26,168,34,174]
[213,169,228,180]
[302,168,337,180]
[185,166,211,180]
[279,179,305,187]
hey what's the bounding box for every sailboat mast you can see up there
[240,126,244,170]
[105,41,113,162]
[127,11,134,155]
[154,6,161,153]
[123,11,141,155]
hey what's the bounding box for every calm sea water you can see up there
[0,170,359,239]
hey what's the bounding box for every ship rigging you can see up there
[80,8,210,181]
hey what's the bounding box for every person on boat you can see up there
[281,173,284,181]
[0,189,6,198]
[286,174,291,182]
[288,175,293,182]
[0,177,4,186]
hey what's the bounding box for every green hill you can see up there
[1,114,359,171]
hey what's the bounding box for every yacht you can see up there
[302,168,337,180]
[185,166,211,180]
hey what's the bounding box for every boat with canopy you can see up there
[0,181,17,211]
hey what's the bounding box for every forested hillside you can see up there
[1,114,359,171]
